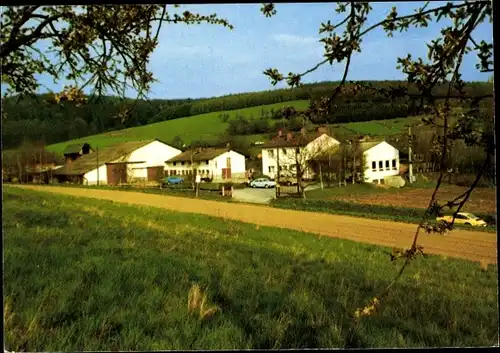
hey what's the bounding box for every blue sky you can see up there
[34,2,493,100]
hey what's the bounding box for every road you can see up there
[232,183,321,204]
[9,185,498,264]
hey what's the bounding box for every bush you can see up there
[198,182,220,191]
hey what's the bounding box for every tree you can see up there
[261,1,493,319]
[170,135,184,150]
[278,133,341,198]
[1,5,233,100]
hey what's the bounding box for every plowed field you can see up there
[336,185,496,214]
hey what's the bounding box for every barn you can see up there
[53,139,182,185]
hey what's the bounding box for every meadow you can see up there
[45,100,422,155]
[45,101,309,154]
[3,186,498,350]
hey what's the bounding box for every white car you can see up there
[249,178,276,188]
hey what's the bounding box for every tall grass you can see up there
[3,186,498,350]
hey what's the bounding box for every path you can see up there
[9,185,498,264]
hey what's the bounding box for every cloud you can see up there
[272,33,319,46]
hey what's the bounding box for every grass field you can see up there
[3,186,498,350]
[330,117,417,136]
[45,101,309,154]
[45,99,423,155]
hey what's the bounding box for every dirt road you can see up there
[10,185,498,264]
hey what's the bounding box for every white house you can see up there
[54,139,182,185]
[165,147,247,182]
[260,127,341,180]
[359,140,400,184]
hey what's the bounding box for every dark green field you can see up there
[3,186,498,350]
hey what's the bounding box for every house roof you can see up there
[260,131,327,148]
[166,148,231,163]
[54,140,154,176]
[63,143,91,155]
[358,141,383,153]
[357,140,399,153]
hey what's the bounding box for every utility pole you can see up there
[319,162,324,190]
[96,147,100,186]
[408,125,413,184]
[276,146,280,198]
[352,144,356,185]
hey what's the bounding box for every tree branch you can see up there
[1,13,62,57]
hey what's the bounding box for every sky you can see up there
[31,2,494,100]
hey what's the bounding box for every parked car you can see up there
[249,178,276,188]
[162,175,184,186]
[436,212,487,227]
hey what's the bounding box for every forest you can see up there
[1,80,493,150]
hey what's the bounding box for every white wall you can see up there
[165,150,246,181]
[363,141,400,183]
[261,147,297,179]
[212,150,246,180]
[125,140,182,179]
[83,164,108,185]
[261,134,340,180]
[83,140,182,185]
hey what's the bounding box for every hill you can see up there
[45,100,423,157]
[3,80,492,151]
[45,101,310,155]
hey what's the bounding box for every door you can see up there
[224,157,232,179]
[147,166,164,182]
[106,164,127,185]
[222,168,231,179]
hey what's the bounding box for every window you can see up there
[392,159,397,170]
[206,160,209,165]
[372,161,376,171]
[181,161,185,166]
[385,160,390,170]
[268,150,275,158]
[282,148,287,155]
[378,161,383,171]
[181,170,185,176]
[269,166,275,173]
[173,162,177,166]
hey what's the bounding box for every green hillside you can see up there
[45,99,423,157]
[45,101,309,154]
[5,81,491,152]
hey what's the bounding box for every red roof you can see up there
[260,131,327,148]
